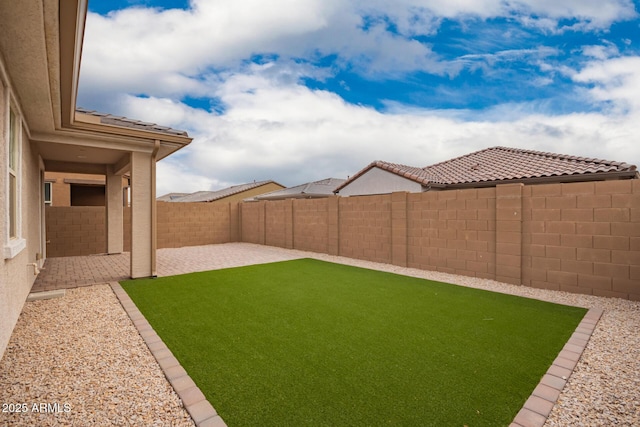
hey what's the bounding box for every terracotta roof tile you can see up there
[423,146,637,185]
[335,146,637,193]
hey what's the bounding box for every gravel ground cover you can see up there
[1,243,639,426]
[0,284,194,427]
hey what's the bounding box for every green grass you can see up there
[121,259,586,427]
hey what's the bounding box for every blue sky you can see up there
[81,0,640,195]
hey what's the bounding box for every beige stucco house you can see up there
[0,1,191,357]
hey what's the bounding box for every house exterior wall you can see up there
[0,78,42,356]
[337,167,423,196]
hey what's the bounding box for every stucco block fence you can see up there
[46,180,640,300]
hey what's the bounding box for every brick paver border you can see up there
[110,282,227,427]
[112,277,602,427]
[510,308,603,427]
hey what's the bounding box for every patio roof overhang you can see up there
[0,0,191,175]
[0,0,192,278]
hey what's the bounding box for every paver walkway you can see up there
[32,243,302,292]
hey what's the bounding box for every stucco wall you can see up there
[0,83,41,357]
[337,167,423,196]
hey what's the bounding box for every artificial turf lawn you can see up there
[121,259,586,426]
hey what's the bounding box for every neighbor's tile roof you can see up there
[422,146,637,185]
[167,180,283,202]
[76,107,188,137]
[335,146,638,192]
[334,161,437,193]
[157,192,189,202]
[252,178,346,200]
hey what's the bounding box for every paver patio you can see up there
[32,243,303,292]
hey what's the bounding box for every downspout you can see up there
[151,140,160,277]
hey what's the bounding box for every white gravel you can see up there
[0,284,194,427]
[1,243,639,426]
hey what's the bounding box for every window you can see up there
[44,181,52,205]
[8,108,18,237]
[4,103,25,259]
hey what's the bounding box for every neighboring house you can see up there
[335,146,639,196]
[157,192,189,202]
[160,180,285,203]
[0,1,191,357]
[44,171,130,206]
[247,178,346,201]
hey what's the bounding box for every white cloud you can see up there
[80,0,637,102]
[573,56,640,112]
[78,1,640,196]
[581,42,621,60]
[118,61,640,196]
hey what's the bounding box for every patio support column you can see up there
[106,165,123,254]
[130,151,156,278]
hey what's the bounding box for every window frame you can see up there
[4,92,26,259]
[44,181,53,205]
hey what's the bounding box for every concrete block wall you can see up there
[45,207,106,257]
[239,201,265,245]
[46,202,234,257]
[293,198,328,254]
[238,180,638,300]
[522,179,640,300]
[265,199,292,249]
[155,202,233,249]
[45,180,639,300]
[338,195,392,264]
[406,188,497,279]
